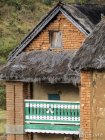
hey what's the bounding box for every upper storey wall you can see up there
[24,13,86,52]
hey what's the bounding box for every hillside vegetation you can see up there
[0,0,105,64]
[0,109,6,134]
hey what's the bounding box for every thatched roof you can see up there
[0,51,80,84]
[72,17,105,70]
[75,4,105,25]
[8,2,105,62]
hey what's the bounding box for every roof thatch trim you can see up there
[72,17,105,70]
[75,4,105,25]
[62,4,94,33]
[8,2,105,62]
[0,51,80,85]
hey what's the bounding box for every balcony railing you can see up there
[24,100,80,125]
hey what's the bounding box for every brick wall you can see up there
[6,82,30,140]
[24,13,85,52]
[80,72,92,140]
[5,12,86,140]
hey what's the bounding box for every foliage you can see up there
[42,0,52,5]
[0,110,6,134]
[1,0,22,10]
[0,86,6,110]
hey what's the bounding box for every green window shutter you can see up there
[48,93,60,100]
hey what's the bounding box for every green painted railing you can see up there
[24,100,80,125]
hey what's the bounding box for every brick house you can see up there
[0,2,105,140]
[72,16,105,140]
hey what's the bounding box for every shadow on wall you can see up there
[64,135,80,140]
[0,134,6,140]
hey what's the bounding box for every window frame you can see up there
[49,30,63,49]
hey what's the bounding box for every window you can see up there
[49,31,62,48]
[48,92,60,100]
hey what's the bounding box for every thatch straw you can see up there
[72,17,105,70]
[0,51,80,85]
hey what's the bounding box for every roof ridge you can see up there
[67,3,105,6]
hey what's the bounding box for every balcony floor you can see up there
[24,124,80,134]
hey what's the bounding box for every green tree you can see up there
[42,0,52,5]
[0,86,6,110]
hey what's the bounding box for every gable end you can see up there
[8,3,92,62]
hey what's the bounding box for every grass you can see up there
[0,0,52,64]
[0,110,6,134]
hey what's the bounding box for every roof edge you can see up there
[8,2,91,62]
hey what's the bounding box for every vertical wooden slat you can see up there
[68,105,70,119]
[30,102,33,118]
[40,103,43,117]
[75,104,78,121]
[57,105,61,117]
[54,104,57,120]
[61,105,64,118]
[25,102,29,120]
[77,104,80,120]
[44,103,46,120]
[24,100,80,124]
[37,103,40,117]
[34,103,36,118]
[71,104,75,121]
[64,105,67,118]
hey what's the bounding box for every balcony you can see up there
[24,100,80,134]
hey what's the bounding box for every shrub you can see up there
[42,0,52,5]
[0,86,6,110]
[4,0,22,10]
